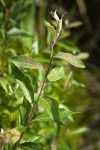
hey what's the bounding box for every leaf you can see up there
[13,97,24,107]
[32,37,39,55]
[20,142,41,150]
[0,77,12,94]
[64,71,73,90]
[44,21,51,27]
[67,127,88,135]
[50,10,59,21]
[7,27,33,38]
[41,96,62,124]
[19,106,26,126]
[32,105,79,123]
[57,41,80,53]
[54,52,85,68]
[12,67,34,104]
[33,112,50,122]
[48,66,65,81]
[16,75,34,103]
[76,52,90,60]
[10,55,44,70]
[68,21,82,28]
[50,25,56,38]
[59,105,80,122]
[71,80,85,88]
[20,132,40,144]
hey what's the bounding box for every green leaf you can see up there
[32,105,78,123]
[10,55,44,70]
[13,97,24,107]
[60,105,80,122]
[72,79,85,88]
[54,52,85,68]
[20,142,41,150]
[48,66,65,81]
[33,112,50,122]
[19,106,26,126]
[12,67,34,104]
[16,74,34,103]
[67,127,88,135]
[44,21,51,27]
[7,27,33,38]
[32,37,39,55]
[57,41,80,53]
[64,71,73,90]
[41,96,62,124]
[0,77,12,94]
[20,132,40,144]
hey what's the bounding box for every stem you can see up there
[13,41,55,150]
[27,41,54,125]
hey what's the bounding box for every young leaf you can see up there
[48,66,65,81]
[54,52,85,68]
[50,10,59,21]
[41,96,62,124]
[10,56,44,70]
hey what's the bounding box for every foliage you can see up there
[0,1,96,150]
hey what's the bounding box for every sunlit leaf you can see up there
[20,132,40,144]
[50,10,59,21]
[54,52,85,68]
[0,77,13,94]
[41,96,62,124]
[48,66,65,81]
[10,56,44,70]
[44,21,51,27]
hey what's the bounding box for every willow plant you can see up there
[0,10,85,150]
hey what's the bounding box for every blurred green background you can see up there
[0,0,100,150]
